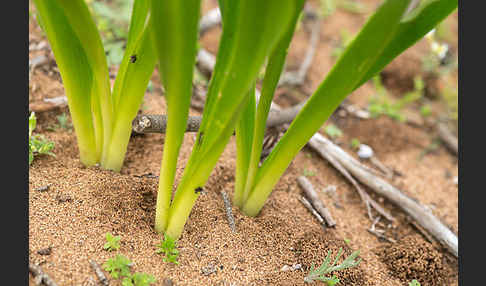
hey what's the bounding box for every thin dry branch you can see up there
[437,122,458,155]
[132,104,302,134]
[29,96,68,113]
[307,133,458,257]
[29,263,59,286]
[297,176,336,227]
[299,196,327,229]
[220,191,236,232]
[133,114,201,133]
[89,259,109,286]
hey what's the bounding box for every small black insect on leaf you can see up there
[194,187,203,194]
[197,131,204,147]
[130,54,137,63]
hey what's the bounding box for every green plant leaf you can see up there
[236,0,305,208]
[234,85,256,207]
[150,0,202,234]
[33,0,102,165]
[101,1,157,171]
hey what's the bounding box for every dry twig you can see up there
[220,191,236,232]
[89,259,109,286]
[437,122,458,155]
[299,196,326,229]
[297,176,336,227]
[29,263,59,286]
[308,133,458,257]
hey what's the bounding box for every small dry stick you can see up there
[367,216,396,243]
[297,176,336,227]
[437,122,458,155]
[132,114,201,134]
[309,142,395,222]
[29,263,59,286]
[309,133,458,257]
[29,96,68,113]
[220,191,236,232]
[299,196,326,229]
[89,259,109,286]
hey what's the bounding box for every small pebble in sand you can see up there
[280,265,291,272]
[281,264,302,272]
[357,144,374,159]
[56,193,72,203]
[202,264,217,276]
[35,185,50,192]
[163,278,174,286]
[37,246,52,256]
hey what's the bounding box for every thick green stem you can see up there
[101,19,156,172]
[234,86,256,208]
[239,1,304,207]
[151,0,201,233]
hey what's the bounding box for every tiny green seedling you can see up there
[343,238,350,245]
[409,280,421,286]
[304,248,361,284]
[29,112,55,165]
[319,0,336,18]
[420,105,432,117]
[338,0,367,14]
[104,232,121,251]
[303,168,316,177]
[350,138,360,150]
[324,124,343,139]
[104,254,156,286]
[368,75,425,122]
[156,235,179,264]
[122,272,157,286]
[56,113,72,130]
[103,254,132,279]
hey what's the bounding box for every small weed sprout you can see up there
[319,0,336,18]
[303,168,316,177]
[420,105,432,117]
[104,232,121,251]
[122,272,157,286]
[409,279,421,286]
[350,138,361,150]
[338,0,367,14]
[103,254,132,279]
[29,112,55,165]
[56,113,72,130]
[368,75,425,122]
[324,124,343,138]
[156,235,179,264]
[103,254,156,286]
[304,248,361,284]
